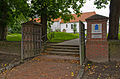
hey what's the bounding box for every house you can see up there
[51,11,96,33]
[51,18,61,32]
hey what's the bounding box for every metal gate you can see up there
[79,20,86,65]
[21,21,42,60]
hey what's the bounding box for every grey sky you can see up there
[28,0,110,17]
[81,0,110,17]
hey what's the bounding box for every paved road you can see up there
[56,38,80,46]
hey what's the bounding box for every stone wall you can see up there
[86,40,108,62]
[109,40,120,61]
[0,41,21,56]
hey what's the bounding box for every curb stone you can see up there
[0,61,21,74]
[76,65,85,79]
[76,59,88,79]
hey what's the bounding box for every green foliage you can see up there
[48,32,79,42]
[47,32,55,40]
[73,23,77,34]
[6,34,22,41]
[30,0,85,21]
[8,14,28,33]
[118,33,120,40]
[0,0,30,40]
[0,0,30,26]
[94,0,110,9]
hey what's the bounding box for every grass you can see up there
[48,32,79,42]
[6,32,79,42]
[118,33,120,40]
[6,32,120,42]
[6,33,22,41]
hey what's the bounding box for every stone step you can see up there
[47,44,79,47]
[82,75,120,79]
[46,51,79,56]
[46,48,79,52]
[42,55,80,61]
[46,46,79,50]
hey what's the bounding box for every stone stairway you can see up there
[42,43,80,61]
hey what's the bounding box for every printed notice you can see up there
[92,24,102,33]
[92,34,102,38]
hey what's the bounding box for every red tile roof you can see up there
[33,18,60,22]
[32,11,96,23]
[51,18,61,22]
[33,18,41,23]
[60,11,96,23]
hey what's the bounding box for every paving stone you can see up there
[0,56,80,79]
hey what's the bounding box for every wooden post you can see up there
[79,20,82,65]
[21,26,24,61]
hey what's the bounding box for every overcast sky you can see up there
[28,0,110,17]
[80,0,110,17]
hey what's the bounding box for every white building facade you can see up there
[51,12,97,33]
[60,22,87,33]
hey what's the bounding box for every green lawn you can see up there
[6,32,79,42]
[48,32,79,42]
[6,33,22,41]
[118,33,120,40]
[6,33,120,42]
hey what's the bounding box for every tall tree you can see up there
[30,0,85,41]
[108,0,120,40]
[94,0,120,40]
[0,0,29,40]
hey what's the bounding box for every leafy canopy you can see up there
[94,0,110,9]
[30,0,85,22]
[0,0,30,26]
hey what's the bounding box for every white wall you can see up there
[51,21,61,31]
[51,21,90,34]
[61,22,78,33]
[51,19,109,34]
[60,22,87,33]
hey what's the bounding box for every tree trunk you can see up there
[108,0,120,40]
[0,26,8,41]
[0,1,8,41]
[41,6,47,42]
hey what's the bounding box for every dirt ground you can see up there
[82,61,120,79]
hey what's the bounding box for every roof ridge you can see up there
[71,11,96,15]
